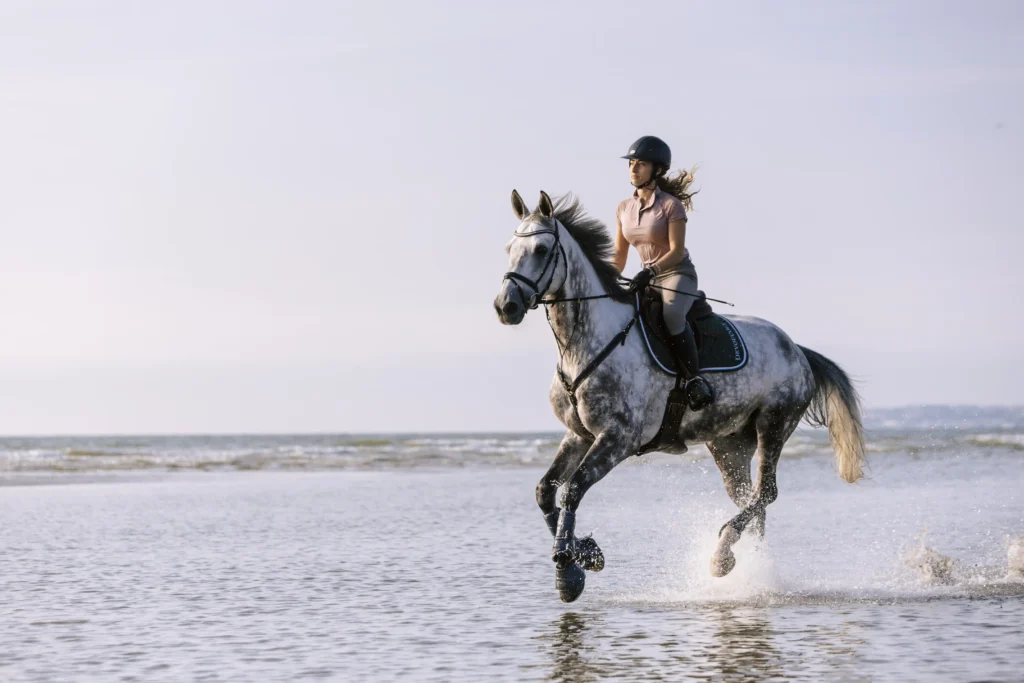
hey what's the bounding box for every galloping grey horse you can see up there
[494,190,865,603]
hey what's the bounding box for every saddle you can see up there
[634,289,748,457]
[637,290,747,376]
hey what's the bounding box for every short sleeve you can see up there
[665,196,687,223]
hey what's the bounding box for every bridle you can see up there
[502,219,637,437]
[502,222,568,310]
[503,220,615,308]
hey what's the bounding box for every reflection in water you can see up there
[696,606,785,681]
[543,607,787,682]
[545,612,599,683]
[696,605,868,681]
[538,604,869,682]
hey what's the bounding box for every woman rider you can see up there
[612,135,714,410]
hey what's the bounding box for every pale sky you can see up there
[1,0,1021,434]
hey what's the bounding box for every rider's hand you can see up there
[629,267,656,293]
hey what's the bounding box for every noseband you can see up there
[502,223,568,309]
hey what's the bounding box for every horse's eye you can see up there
[536,245,549,257]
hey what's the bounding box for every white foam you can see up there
[901,531,956,585]
[1008,535,1024,579]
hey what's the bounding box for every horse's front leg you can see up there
[536,431,604,572]
[552,427,635,602]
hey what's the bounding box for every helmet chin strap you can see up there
[631,172,661,190]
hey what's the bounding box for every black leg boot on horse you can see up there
[550,508,587,602]
[544,510,605,572]
[668,323,715,410]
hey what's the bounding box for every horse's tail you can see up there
[798,346,866,483]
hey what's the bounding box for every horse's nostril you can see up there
[502,300,521,317]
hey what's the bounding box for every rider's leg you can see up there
[658,267,714,409]
[656,267,696,336]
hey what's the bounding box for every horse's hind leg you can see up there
[713,408,803,577]
[708,422,757,508]
[707,423,757,577]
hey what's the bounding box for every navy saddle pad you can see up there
[636,291,748,376]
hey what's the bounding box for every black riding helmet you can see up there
[622,136,671,168]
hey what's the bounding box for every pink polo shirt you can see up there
[617,188,688,266]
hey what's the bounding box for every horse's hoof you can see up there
[576,537,605,572]
[555,562,586,602]
[710,552,736,578]
[711,524,741,577]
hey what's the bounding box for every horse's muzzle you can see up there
[494,287,527,325]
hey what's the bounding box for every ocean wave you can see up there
[1,418,1022,476]
[965,434,1024,450]
[344,438,394,448]
[0,433,565,474]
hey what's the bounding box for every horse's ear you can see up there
[511,189,530,221]
[537,191,554,219]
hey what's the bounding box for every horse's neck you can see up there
[546,239,632,371]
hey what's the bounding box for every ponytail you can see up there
[655,166,699,212]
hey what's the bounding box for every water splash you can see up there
[1008,535,1024,579]
[901,530,956,584]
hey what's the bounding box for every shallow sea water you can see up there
[1,444,1022,681]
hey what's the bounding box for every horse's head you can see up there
[494,190,565,325]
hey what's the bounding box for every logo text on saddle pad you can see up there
[723,322,743,364]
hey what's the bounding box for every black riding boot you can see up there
[669,324,715,410]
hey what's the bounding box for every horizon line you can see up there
[0,403,1021,440]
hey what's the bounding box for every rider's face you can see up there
[629,159,653,187]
